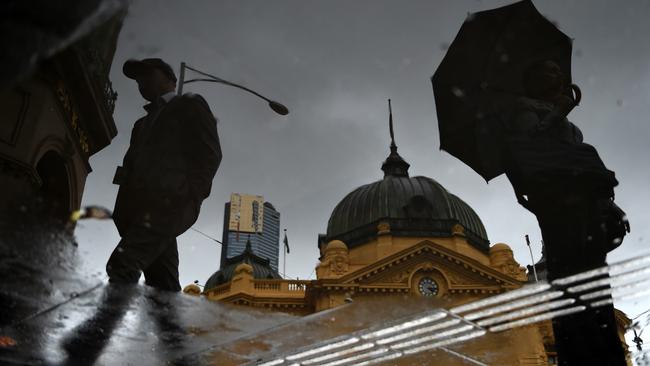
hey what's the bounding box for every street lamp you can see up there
[177,62,289,115]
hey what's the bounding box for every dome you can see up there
[490,243,512,253]
[183,283,201,295]
[326,175,489,251]
[325,240,348,251]
[323,100,489,252]
[205,240,282,290]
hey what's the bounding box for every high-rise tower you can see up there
[220,193,281,271]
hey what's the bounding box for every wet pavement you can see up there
[2,218,650,365]
[0,218,518,366]
[0,219,296,365]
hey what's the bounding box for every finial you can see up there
[388,99,396,150]
[381,98,410,178]
[245,234,252,251]
[242,234,254,264]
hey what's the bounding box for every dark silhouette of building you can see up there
[0,6,125,224]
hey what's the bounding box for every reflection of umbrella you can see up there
[431,0,572,181]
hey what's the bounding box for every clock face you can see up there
[418,277,439,297]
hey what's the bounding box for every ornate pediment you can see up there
[337,240,522,293]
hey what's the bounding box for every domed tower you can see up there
[313,100,526,311]
[200,235,312,314]
[205,237,282,291]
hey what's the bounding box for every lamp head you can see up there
[269,100,289,115]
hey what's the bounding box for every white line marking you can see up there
[464,291,564,321]
[477,298,576,327]
[489,306,586,332]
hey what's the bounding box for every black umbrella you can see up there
[432,0,573,181]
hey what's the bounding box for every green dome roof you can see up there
[322,101,489,252]
[325,175,489,251]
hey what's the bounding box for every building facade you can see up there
[187,118,631,365]
[0,8,124,225]
[220,193,281,271]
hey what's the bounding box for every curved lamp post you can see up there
[177,62,289,115]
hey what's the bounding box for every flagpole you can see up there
[525,234,539,283]
[283,229,287,279]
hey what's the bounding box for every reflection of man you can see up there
[504,60,629,365]
[107,58,222,291]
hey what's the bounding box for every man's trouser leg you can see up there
[536,199,626,366]
[106,227,180,291]
[143,238,181,291]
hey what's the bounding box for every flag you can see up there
[283,231,290,254]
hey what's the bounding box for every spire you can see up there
[242,235,254,264]
[245,235,253,252]
[381,99,410,178]
[389,98,396,149]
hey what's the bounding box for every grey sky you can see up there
[76,0,650,320]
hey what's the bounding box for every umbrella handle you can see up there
[569,84,582,106]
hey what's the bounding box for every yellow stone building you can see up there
[186,119,631,365]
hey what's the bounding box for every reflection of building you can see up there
[219,193,281,271]
[187,114,631,365]
[0,10,124,224]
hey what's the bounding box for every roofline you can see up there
[323,217,490,253]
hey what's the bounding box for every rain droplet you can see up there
[500,53,509,63]
[617,99,624,107]
[452,87,465,98]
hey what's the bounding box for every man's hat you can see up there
[123,58,177,82]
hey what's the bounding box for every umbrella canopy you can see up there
[432,0,573,181]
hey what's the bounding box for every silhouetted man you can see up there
[503,60,629,365]
[107,58,222,292]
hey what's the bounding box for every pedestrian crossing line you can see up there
[450,283,551,314]
[487,305,586,333]
[567,265,650,294]
[373,318,462,345]
[552,253,650,287]
[476,298,576,327]
[580,276,650,301]
[360,311,448,340]
[463,290,564,321]
[251,254,650,366]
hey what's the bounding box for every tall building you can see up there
[220,193,281,271]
